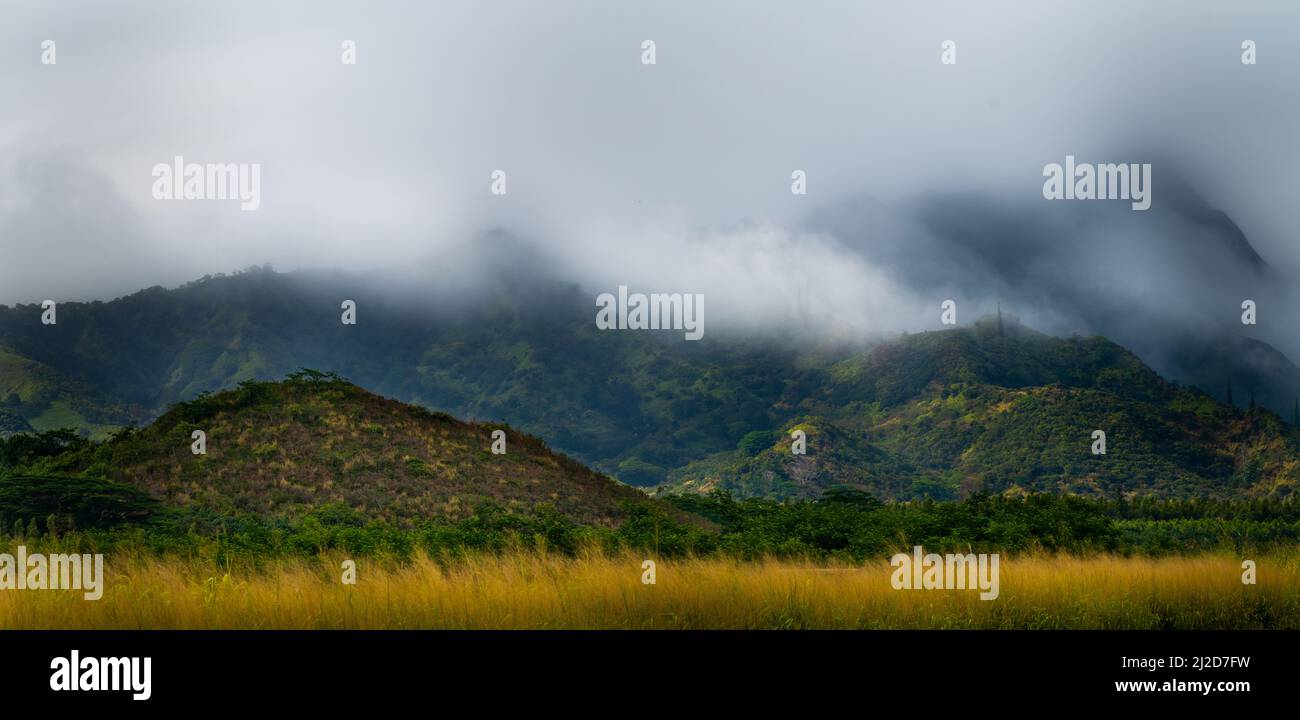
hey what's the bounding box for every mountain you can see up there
[656,319,1300,500]
[11,372,658,525]
[0,343,139,438]
[1172,334,1300,415]
[0,267,850,486]
[801,174,1300,419]
[2,267,1299,500]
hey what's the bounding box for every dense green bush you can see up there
[3,480,1296,562]
[0,474,158,529]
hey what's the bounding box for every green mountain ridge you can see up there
[0,268,850,484]
[658,319,1300,500]
[1,269,1298,501]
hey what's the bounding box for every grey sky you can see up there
[1,0,1297,351]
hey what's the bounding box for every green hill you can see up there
[0,344,139,439]
[656,319,1300,501]
[10,372,659,526]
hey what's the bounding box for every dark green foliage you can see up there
[0,474,159,529]
[665,491,1122,559]
[820,486,883,508]
[4,486,1296,560]
[615,458,668,487]
[613,501,718,556]
[737,430,780,457]
[0,429,88,471]
[662,491,1300,559]
[286,368,346,383]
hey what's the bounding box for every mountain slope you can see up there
[15,373,658,525]
[1172,334,1300,414]
[3,268,1300,499]
[0,345,139,438]
[0,268,852,485]
[802,175,1300,420]
[657,319,1300,501]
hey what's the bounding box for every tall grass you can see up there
[2,550,1296,629]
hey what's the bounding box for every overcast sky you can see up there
[1,0,1297,346]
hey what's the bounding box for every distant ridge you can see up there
[658,319,1300,501]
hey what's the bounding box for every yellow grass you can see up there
[2,551,1297,629]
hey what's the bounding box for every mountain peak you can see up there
[829,322,1170,409]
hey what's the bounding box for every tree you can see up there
[616,458,668,487]
[1227,381,1233,407]
[820,486,882,508]
[737,429,780,457]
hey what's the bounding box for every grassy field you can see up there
[2,550,1297,629]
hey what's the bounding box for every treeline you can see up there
[2,474,1297,562]
[1106,495,1300,521]
[0,499,710,565]
[0,429,89,471]
[665,490,1300,558]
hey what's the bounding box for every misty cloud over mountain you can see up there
[801,169,1300,391]
[2,1,1298,410]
